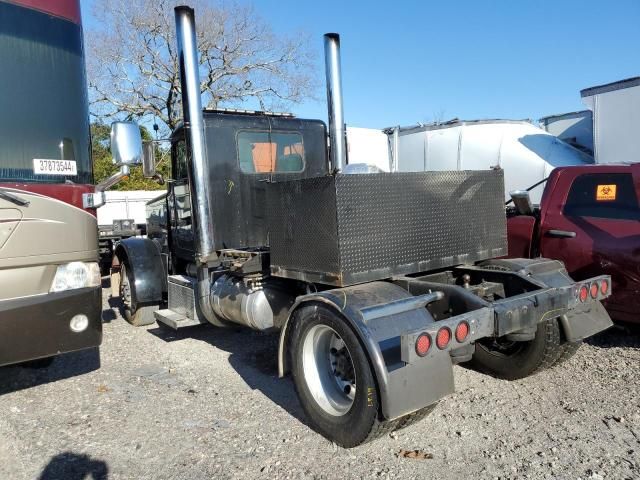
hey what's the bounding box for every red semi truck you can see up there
[507,163,640,324]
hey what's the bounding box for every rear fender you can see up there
[474,258,613,340]
[113,237,166,305]
[278,281,455,421]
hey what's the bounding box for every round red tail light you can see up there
[436,327,452,350]
[579,285,588,302]
[415,333,431,357]
[601,279,609,295]
[455,321,470,343]
[590,283,599,299]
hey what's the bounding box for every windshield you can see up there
[0,1,91,184]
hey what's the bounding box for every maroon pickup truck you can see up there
[507,164,639,324]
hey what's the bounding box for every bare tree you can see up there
[87,0,316,133]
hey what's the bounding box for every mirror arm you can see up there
[96,165,130,192]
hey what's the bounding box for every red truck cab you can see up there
[507,164,640,324]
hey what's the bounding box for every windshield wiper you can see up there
[0,188,30,207]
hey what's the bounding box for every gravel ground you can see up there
[1,285,639,480]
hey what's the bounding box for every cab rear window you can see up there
[237,131,305,174]
[563,173,639,220]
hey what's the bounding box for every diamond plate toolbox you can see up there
[267,170,507,287]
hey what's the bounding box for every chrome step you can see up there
[154,308,204,329]
[167,275,202,323]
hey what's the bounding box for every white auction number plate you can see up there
[33,158,77,176]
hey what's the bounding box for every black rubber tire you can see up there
[394,403,438,432]
[123,305,157,327]
[289,304,389,448]
[120,263,157,327]
[470,318,565,380]
[554,341,582,366]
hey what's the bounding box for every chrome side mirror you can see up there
[110,121,143,166]
[142,141,156,178]
[509,190,534,216]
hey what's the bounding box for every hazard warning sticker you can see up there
[596,184,617,201]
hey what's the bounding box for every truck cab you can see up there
[112,6,614,448]
[164,111,329,266]
[507,163,640,324]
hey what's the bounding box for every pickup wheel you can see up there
[289,304,389,448]
[470,318,564,380]
[120,263,157,327]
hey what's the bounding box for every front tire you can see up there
[289,304,387,447]
[469,318,565,380]
[120,262,157,327]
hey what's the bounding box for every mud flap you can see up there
[560,301,613,342]
[383,351,454,421]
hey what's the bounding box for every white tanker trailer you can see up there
[347,120,594,204]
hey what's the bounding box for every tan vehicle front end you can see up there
[0,187,102,366]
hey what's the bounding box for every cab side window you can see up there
[173,139,188,180]
[563,173,639,220]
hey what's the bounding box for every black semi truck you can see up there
[108,6,613,447]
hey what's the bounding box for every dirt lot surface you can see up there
[1,286,639,480]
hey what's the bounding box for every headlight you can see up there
[50,262,101,292]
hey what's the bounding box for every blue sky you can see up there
[80,0,640,129]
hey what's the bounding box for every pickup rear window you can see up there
[563,173,639,221]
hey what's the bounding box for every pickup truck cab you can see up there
[507,164,640,324]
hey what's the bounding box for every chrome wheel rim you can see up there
[301,324,356,416]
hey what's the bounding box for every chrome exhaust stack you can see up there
[175,6,215,264]
[174,6,224,326]
[324,33,347,172]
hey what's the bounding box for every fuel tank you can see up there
[211,274,295,330]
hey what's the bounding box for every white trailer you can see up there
[349,120,593,203]
[346,126,390,172]
[539,110,593,154]
[581,77,640,164]
[96,190,166,272]
[97,190,165,227]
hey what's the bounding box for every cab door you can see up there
[168,135,195,260]
[539,168,640,321]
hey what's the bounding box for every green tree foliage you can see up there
[91,123,170,191]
